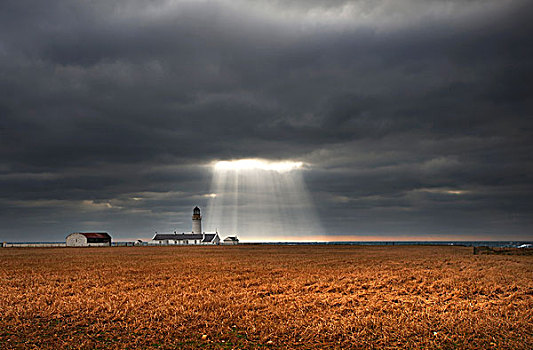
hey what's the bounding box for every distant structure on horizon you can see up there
[151,206,221,245]
[66,232,112,247]
[223,236,239,245]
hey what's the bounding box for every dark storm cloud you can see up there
[1,0,532,240]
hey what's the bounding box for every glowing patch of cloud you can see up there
[416,188,470,195]
[214,158,303,173]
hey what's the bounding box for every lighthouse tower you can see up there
[192,206,202,234]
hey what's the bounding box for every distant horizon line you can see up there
[3,233,532,244]
[3,239,532,244]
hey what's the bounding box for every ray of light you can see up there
[204,158,323,239]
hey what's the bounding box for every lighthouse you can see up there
[150,206,221,245]
[192,206,202,234]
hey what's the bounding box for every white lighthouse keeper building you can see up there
[150,206,220,245]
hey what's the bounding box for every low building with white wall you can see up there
[151,207,220,245]
[151,233,220,245]
[223,236,239,245]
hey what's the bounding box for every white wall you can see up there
[87,242,111,247]
[192,219,202,234]
[66,233,88,247]
[2,243,66,248]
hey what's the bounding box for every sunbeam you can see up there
[205,158,323,240]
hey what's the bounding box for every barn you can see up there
[66,232,112,247]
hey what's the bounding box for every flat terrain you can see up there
[0,245,532,349]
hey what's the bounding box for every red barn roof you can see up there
[78,232,111,239]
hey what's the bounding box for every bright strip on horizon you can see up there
[214,159,304,173]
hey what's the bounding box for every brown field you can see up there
[0,245,532,349]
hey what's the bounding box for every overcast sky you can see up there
[1,0,532,241]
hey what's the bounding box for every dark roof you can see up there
[224,236,239,241]
[202,234,217,242]
[153,233,218,242]
[74,232,111,239]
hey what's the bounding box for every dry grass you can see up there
[0,245,532,349]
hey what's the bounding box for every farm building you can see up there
[223,236,239,245]
[150,207,221,245]
[66,232,112,247]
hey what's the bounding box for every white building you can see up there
[151,207,220,245]
[66,232,112,247]
[223,236,239,245]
